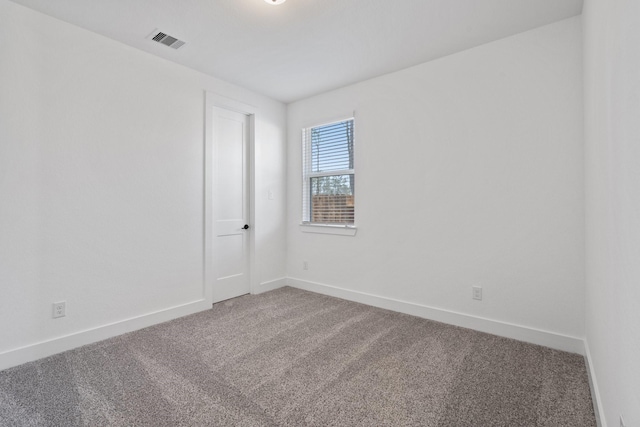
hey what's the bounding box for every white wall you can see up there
[583,0,640,425]
[0,0,287,368]
[287,17,585,345]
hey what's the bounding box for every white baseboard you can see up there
[0,277,588,376]
[0,299,211,371]
[287,278,585,355]
[584,340,606,427]
[254,277,288,294]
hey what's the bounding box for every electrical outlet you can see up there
[303,261,309,270]
[620,415,626,427]
[53,301,66,318]
[268,190,274,200]
[472,286,482,301]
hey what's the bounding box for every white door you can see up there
[212,107,251,303]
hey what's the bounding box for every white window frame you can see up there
[300,116,357,236]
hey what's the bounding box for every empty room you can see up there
[0,0,638,426]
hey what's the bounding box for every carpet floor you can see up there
[0,287,596,426]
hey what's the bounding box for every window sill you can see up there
[299,224,357,236]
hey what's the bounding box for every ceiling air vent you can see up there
[148,30,185,50]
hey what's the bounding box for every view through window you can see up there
[302,118,355,225]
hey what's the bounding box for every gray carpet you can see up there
[0,287,596,426]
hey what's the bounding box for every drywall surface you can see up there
[0,0,286,363]
[287,18,585,339]
[583,0,640,425]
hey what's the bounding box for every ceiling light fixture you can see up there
[264,0,286,4]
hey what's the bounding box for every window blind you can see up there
[302,118,355,225]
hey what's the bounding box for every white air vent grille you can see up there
[148,30,185,49]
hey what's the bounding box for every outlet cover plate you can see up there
[53,301,66,318]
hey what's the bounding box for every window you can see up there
[302,118,355,226]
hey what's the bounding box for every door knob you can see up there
[242,224,250,230]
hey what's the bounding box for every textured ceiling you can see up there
[9,0,583,103]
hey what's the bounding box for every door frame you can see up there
[204,92,257,305]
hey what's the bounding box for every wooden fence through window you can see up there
[311,194,354,224]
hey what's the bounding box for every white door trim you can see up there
[204,92,258,305]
